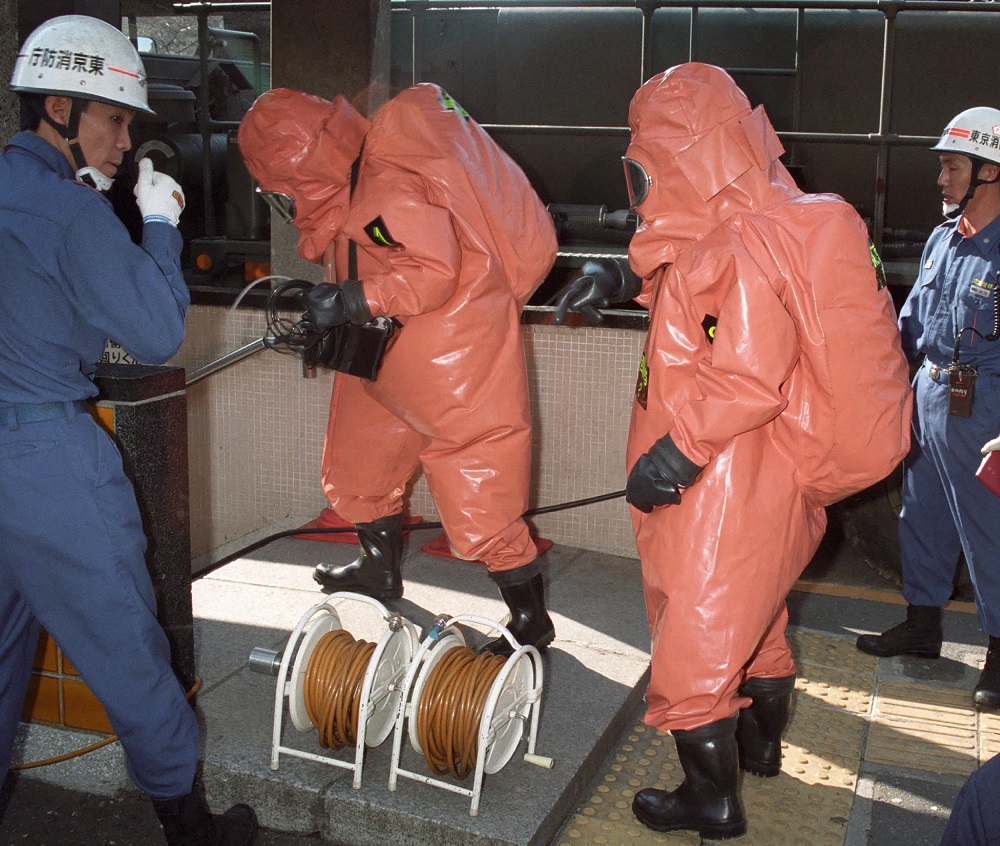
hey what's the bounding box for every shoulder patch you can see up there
[635,352,649,409]
[439,90,469,120]
[869,240,887,290]
[701,314,718,344]
[364,217,400,248]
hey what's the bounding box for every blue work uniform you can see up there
[898,213,1000,635]
[0,132,198,799]
[939,752,1000,846]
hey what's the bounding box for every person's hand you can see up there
[982,434,1000,455]
[626,453,682,513]
[133,158,185,226]
[625,434,703,513]
[303,283,349,331]
[552,258,641,325]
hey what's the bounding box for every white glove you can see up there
[982,434,1000,455]
[133,157,185,226]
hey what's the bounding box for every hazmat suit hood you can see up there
[238,88,371,262]
[626,62,801,278]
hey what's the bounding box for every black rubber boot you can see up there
[152,785,257,846]
[736,674,796,777]
[855,604,942,658]
[974,636,1000,711]
[632,715,747,839]
[313,513,403,600]
[480,560,555,657]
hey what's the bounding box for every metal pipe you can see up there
[639,2,654,85]
[196,10,216,239]
[185,338,268,387]
[248,647,284,676]
[872,5,899,252]
[390,0,1000,11]
[173,2,269,9]
[480,123,936,147]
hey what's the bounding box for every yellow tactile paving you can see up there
[866,682,979,777]
[795,667,875,716]
[978,709,1000,759]
[783,697,866,773]
[788,629,879,677]
[789,628,877,718]
[551,628,997,846]
[552,713,858,846]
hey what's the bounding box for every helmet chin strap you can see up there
[946,158,1000,219]
[35,98,115,192]
[74,164,114,192]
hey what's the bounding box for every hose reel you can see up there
[250,591,417,788]
[387,614,551,816]
[250,599,551,814]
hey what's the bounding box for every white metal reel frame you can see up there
[268,591,417,789]
[387,614,552,816]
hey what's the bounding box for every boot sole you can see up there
[856,645,941,659]
[855,637,941,659]
[312,572,403,601]
[741,760,781,778]
[536,629,556,651]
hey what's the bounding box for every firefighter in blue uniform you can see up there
[0,16,256,845]
[857,107,1000,712]
[939,753,1000,846]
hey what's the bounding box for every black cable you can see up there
[194,489,627,578]
[263,279,321,358]
[952,273,1000,361]
[525,488,626,516]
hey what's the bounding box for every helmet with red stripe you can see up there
[10,15,152,115]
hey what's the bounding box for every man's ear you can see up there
[44,95,72,129]
[982,162,1000,184]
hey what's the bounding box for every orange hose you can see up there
[415,647,505,780]
[10,676,202,771]
[303,629,375,750]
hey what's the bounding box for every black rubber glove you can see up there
[552,258,642,325]
[625,433,703,513]
[303,283,349,331]
[339,278,373,324]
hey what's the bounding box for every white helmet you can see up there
[931,107,1000,165]
[10,15,153,115]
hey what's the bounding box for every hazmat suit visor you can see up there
[623,157,652,210]
[255,188,296,223]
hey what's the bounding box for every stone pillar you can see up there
[92,363,196,692]
[1,0,20,143]
[269,0,391,280]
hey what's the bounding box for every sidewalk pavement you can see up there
[2,527,995,846]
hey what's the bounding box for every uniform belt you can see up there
[925,361,1000,385]
[0,400,89,427]
[926,362,951,385]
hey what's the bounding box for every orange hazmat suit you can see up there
[623,64,912,731]
[239,85,557,572]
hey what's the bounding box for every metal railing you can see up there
[185,338,267,387]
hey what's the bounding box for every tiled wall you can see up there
[23,632,113,734]
[170,306,645,568]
